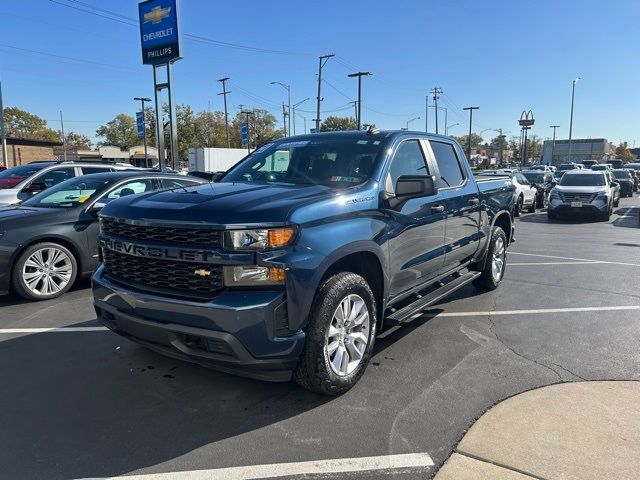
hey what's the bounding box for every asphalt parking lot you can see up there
[1,198,639,480]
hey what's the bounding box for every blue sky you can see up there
[1,0,639,146]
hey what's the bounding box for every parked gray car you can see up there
[548,170,618,221]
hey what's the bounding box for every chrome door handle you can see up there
[431,205,445,213]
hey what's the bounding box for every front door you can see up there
[384,139,446,298]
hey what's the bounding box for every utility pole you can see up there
[315,54,334,132]
[425,95,428,132]
[303,116,307,134]
[348,71,372,130]
[271,82,291,136]
[282,103,288,136]
[497,128,506,165]
[292,98,309,135]
[134,97,151,166]
[463,106,479,161]
[59,110,67,162]
[568,77,580,163]
[430,87,443,134]
[217,77,231,148]
[550,125,560,165]
[0,81,7,168]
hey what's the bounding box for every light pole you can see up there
[405,116,420,130]
[315,54,334,132]
[550,125,560,165]
[568,76,580,163]
[271,81,291,136]
[0,81,7,168]
[59,111,67,162]
[446,122,459,135]
[217,77,231,148]
[463,107,479,160]
[134,97,151,165]
[292,98,309,135]
[348,71,372,130]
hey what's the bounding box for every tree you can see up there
[193,110,227,147]
[320,116,357,131]
[230,109,283,148]
[96,114,138,149]
[616,142,633,163]
[3,107,60,142]
[453,133,483,152]
[62,131,92,150]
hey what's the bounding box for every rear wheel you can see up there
[293,272,377,396]
[473,226,507,291]
[614,196,620,207]
[527,200,536,213]
[514,196,523,217]
[12,242,77,300]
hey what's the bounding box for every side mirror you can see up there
[87,201,106,213]
[611,181,619,187]
[25,182,46,194]
[395,175,437,198]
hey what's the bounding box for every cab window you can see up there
[387,140,430,192]
[430,141,465,188]
[106,179,154,200]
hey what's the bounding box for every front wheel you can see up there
[473,226,507,291]
[293,272,377,396]
[614,197,619,207]
[514,196,523,217]
[11,242,78,300]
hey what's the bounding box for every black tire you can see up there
[614,197,619,207]
[473,226,507,291]
[599,209,611,222]
[548,210,558,220]
[514,196,523,217]
[536,194,544,209]
[527,201,536,213]
[11,242,78,301]
[293,272,377,396]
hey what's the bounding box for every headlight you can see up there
[596,191,609,200]
[223,266,285,286]
[224,227,296,250]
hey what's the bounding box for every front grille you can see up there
[103,249,223,298]
[101,218,222,247]
[559,192,596,202]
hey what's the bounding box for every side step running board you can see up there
[386,271,481,323]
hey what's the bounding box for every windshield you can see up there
[522,172,545,183]
[612,170,631,179]
[22,176,110,208]
[222,137,385,186]
[560,173,606,186]
[0,163,48,188]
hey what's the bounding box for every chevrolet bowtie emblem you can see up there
[144,6,171,25]
[194,268,211,277]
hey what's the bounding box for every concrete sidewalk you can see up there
[435,381,640,480]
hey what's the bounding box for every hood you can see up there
[554,185,608,194]
[100,182,343,227]
[0,206,70,231]
[0,178,24,190]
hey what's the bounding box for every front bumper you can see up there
[548,200,608,215]
[0,240,17,295]
[93,266,305,382]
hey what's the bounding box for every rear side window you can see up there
[387,140,429,191]
[430,141,465,188]
[106,179,154,200]
[35,167,76,188]
[160,178,203,189]
[81,166,113,174]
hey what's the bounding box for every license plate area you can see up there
[570,201,583,207]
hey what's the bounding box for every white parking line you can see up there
[509,261,604,266]
[78,453,435,480]
[0,326,107,334]
[510,251,640,267]
[435,305,640,317]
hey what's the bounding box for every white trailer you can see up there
[188,148,248,173]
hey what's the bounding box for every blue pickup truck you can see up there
[93,130,515,395]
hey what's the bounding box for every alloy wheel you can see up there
[22,247,73,296]
[491,237,506,282]
[325,294,370,376]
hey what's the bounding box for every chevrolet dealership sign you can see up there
[139,0,181,65]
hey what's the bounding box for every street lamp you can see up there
[347,71,372,129]
[133,96,152,166]
[271,81,291,136]
[568,76,580,163]
[405,116,420,130]
[550,125,560,165]
[292,98,309,135]
[446,122,459,135]
[463,107,479,160]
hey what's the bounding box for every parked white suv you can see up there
[0,161,137,205]
[511,172,538,216]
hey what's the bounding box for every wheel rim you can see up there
[325,294,370,376]
[491,237,506,282]
[22,247,72,296]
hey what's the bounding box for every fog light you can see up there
[223,266,285,286]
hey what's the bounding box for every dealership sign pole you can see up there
[139,0,182,169]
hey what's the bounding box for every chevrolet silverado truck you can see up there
[93,130,515,395]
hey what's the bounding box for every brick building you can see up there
[3,138,63,168]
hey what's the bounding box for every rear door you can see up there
[385,138,446,297]
[427,139,481,268]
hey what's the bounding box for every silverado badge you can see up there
[194,268,211,277]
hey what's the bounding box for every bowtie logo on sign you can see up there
[143,6,171,24]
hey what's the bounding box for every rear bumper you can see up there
[93,266,305,382]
